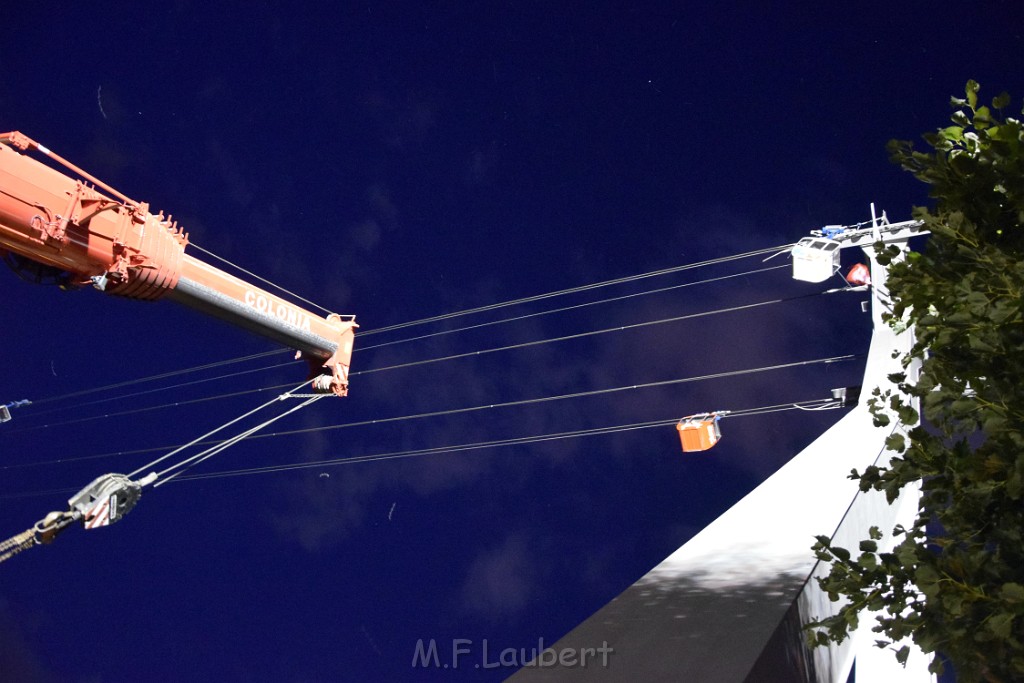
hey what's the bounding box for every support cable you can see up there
[189,242,334,316]
[10,274,824,432]
[15,260,789,416]
[0,354,859,473]
[126,380,311,479]
[230,354,859,441]
[0,385,326,563]
[26,350,286,407]
[357,264,789,353]
[151,394,324,486]
[164,397,846,483]
[0,529,36,563]
[353,291,825,378]
[361,244,794,337]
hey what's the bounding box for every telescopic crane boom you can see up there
[0,132,356,395]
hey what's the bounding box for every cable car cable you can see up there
[357,264,790,354]
[162,397,847,484]
[0,396,850,500]
[361,244,794,337]
[21,359,302,421]
[12,263,788,425]
[0,353,859,473]
[15,255,788,413]
[352,290,830,378]
[25,349,288,407]
[6,284,844,433]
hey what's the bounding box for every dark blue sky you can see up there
[1,3,1020,681]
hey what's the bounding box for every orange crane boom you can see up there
[0,132,356,395]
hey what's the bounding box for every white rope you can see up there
[357,264,789,353]
[189,242,335,316]
[353,291,824,378]
[361,244,794,337]
[18,262,789,421]
[163,397,846,483]
[12,271,819,432]
[2,354,859,473]
[152,394,324,486]
[28,350,285,407]
[126,380,309,479]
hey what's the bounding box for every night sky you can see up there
[1,3,1020,681]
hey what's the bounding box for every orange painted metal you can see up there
[0,132,356,395]
[676,413,723,452]
[845,262,871,286]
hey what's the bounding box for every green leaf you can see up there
[1001,583,1024,603]
[810,83,1024,682]
[885,433,906,452]
[974,105,992,129]
[951,110,970,127]
[987,612,1015,639]
[858,553,878,570]
[940,125,963,142]
[966,79,979,109]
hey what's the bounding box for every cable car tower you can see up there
[512,208,934,683]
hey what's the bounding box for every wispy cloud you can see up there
[459,533,534,621]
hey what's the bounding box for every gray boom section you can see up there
[167,276,338,360]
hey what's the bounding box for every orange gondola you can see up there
[676,412,725,453]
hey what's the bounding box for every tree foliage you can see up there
[807,82,1024,682]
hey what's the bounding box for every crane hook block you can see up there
[677,412,726,453]
[68,473,143,530]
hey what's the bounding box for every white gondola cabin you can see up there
[791,237,841,283]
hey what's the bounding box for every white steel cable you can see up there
[361,244,794,337]
[22,359,299,422]
[11,276,825,432]
[17,257,789,415]
[353,291,825,378]
[126,380,309,479]
[189,242,335,316]
[2,354,859,473]
[164,397,845,483]
[226,354,859,441]
[357,264,789,353]
[0,397,847,500]
[152,394,324,486]
[27,350,286,406]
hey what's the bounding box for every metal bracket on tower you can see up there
[0,399,31,424]
[791,205,927,284]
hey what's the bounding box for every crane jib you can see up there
[168,276,338,360]
[0,131,357,396]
